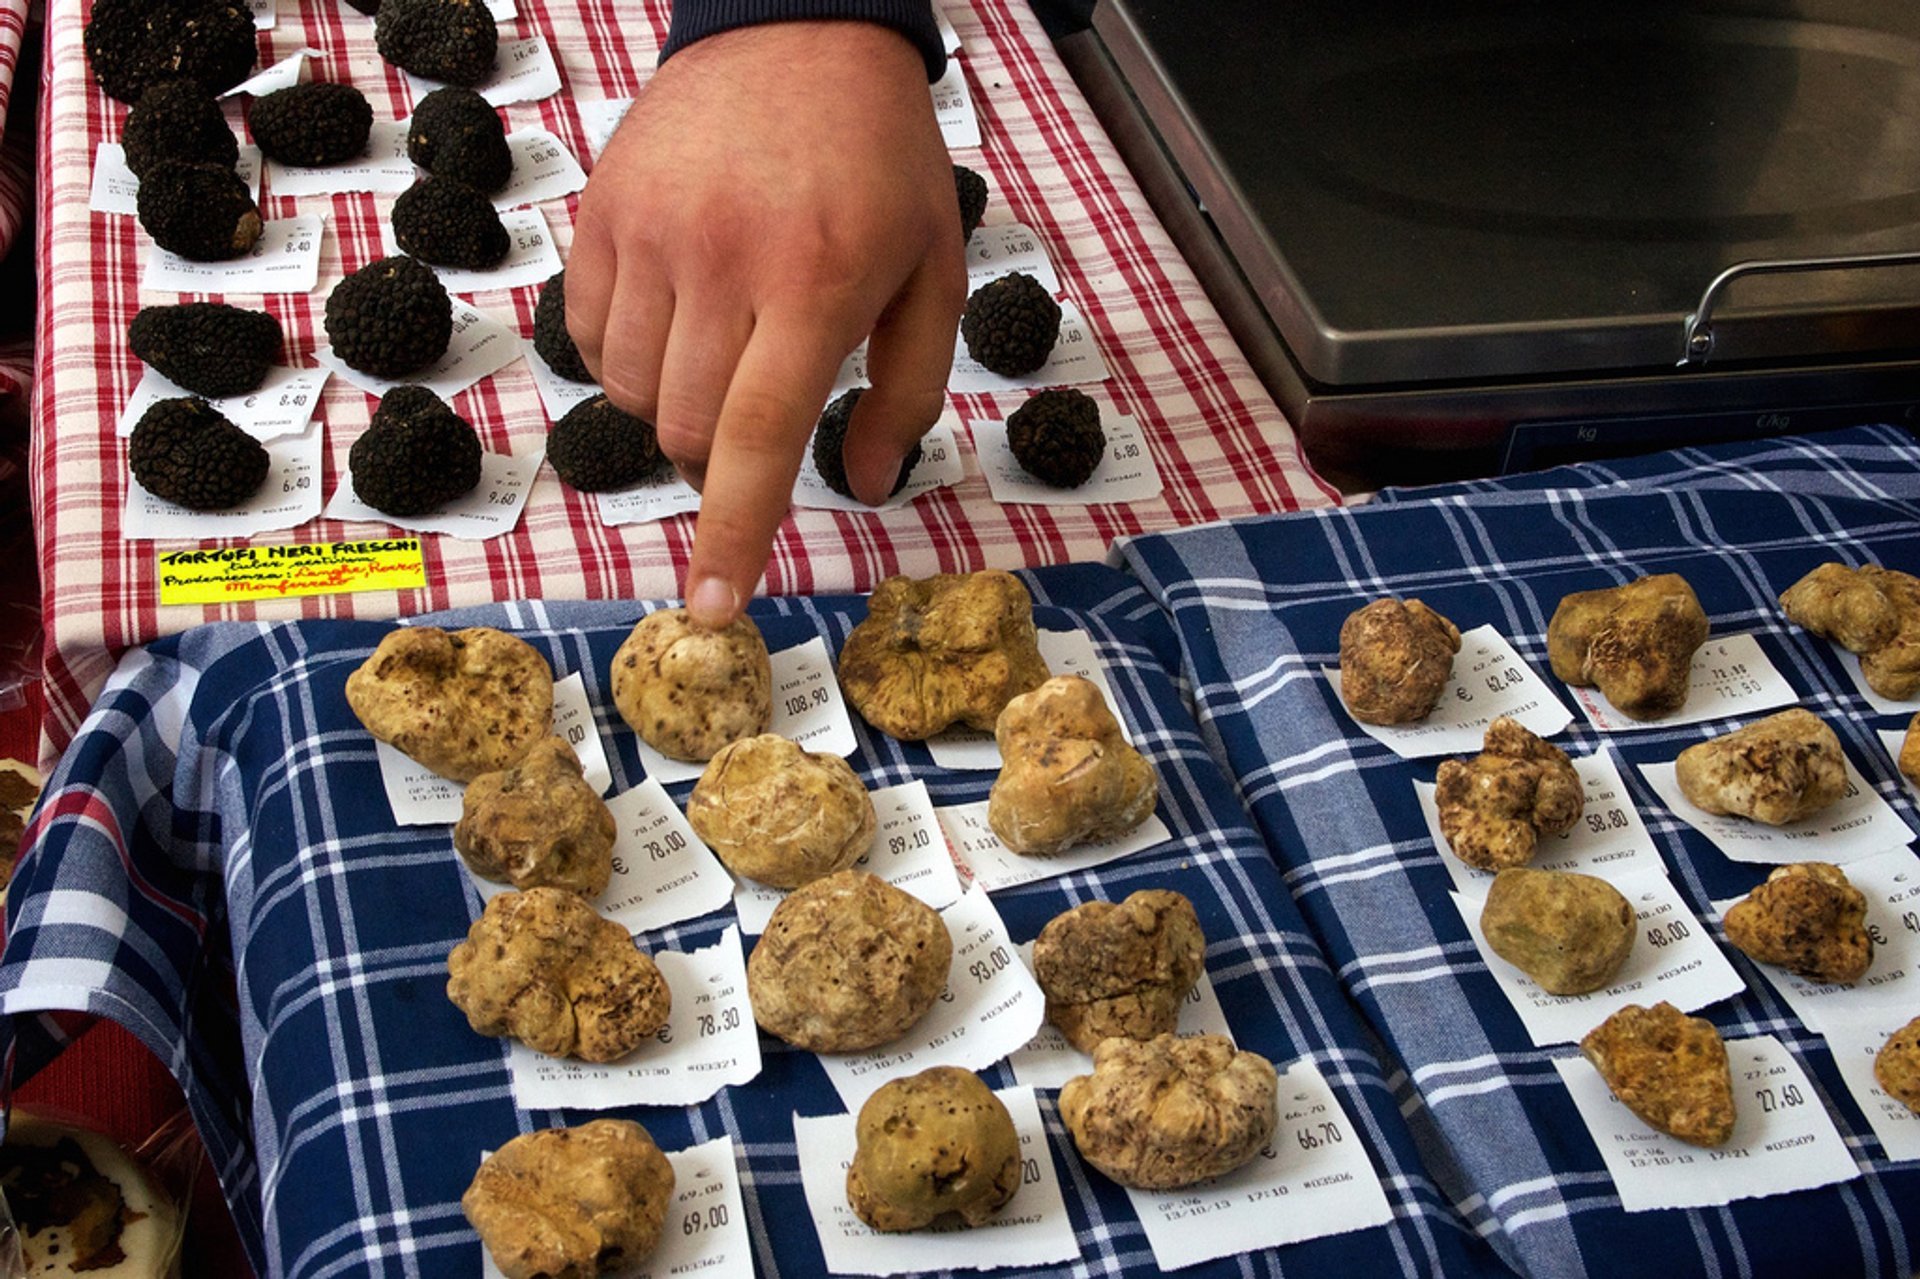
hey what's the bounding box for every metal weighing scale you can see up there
[1062,1,1920,488]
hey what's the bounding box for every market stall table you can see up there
[29,0,1336,763]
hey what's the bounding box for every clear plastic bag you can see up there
[0,1106,198,1277]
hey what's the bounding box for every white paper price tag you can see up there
[965,223,1058,294]
[118,366,327,445]
[1419,749,1661,897]
[1883,726,1919,798]
[972,412,1163,508]
[526,347,602,422]
[935,799,1173,893]
[592,467,703,528]
[945,300,1109,393]
[793,1087,1077,1277]
[375,737,464,826]
[932,58,981,149]
[576,96,633,157]
[93,142,259,215]
[819,885,1046,1109]
[1567,634,1796,732]
[142,214,324,295]
[314,301,523,400]
[1325,624,1572,759]
[492,130,588,208]
[484,0,515,20]
[1639,753,1914,865]
[927,629,1122,771]
[226,48,315,97]
[405,37,562,108]
[1129,1060,1394,1269]
[732,780,961,935]
[1007,950,1231,1091]
[507,926,761,1109]
[327,448,541,541]
[249,0,274,30]
[482,1136,751,1279]
[382,208,562,295]
[792,419,965,512]
[122,420,322,539]
[633,637,856,785]
[266,120,414,196]
[1821,1015,1920,1162]
[1454,867,1745,1047]
[548,672,611,794]
[1710,848,1920,1034]
[1555,1034,1858,1212]
[1834,651,1918,717]
[599,780,734,936]
[934,2,963,54]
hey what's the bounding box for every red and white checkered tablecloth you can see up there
[30,0,1339,762]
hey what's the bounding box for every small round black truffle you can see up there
[85,0,257,104]
[533,270,592,383]
[376,0,498,87]
[349,385,483,516]
[129,303,283,398]
[249,82,373,167]
[122,81,237,179]
[960,272,1060,377]
[810,388,921,501]
[392,176,510,269]
[407,86,512,193]
[128,397,270,510]
[136,160,263,261]
[1007,388,1105,487]
[325,255,454,378]
[953,163,987,241]
[547,396,662,492]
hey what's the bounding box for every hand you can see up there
[568,21,966,627]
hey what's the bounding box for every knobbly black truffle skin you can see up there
[129,303,283,398]
[954,163,987,241]
[534,271,592,383]
[392,176,511,269]
[548,396,663,492]
[407,87,513,193]
[376,0,498,87]
[810,388,921,501]
[250,82,373,167]
[86,0,257,103]
[349,386,483,516]
[960,272,1060,377]
[122,81,237,179]
[324,255,454,378]
[128,397,269,510]
[136,161,263,261]
[1007,388,1105,487]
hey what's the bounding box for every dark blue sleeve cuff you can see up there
[661,0,946,81]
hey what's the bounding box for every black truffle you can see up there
[954,163,987,241]
[407,86,512,193]
[1007,388,1105,487]
[121,81,237,179]
[533,270,592,382]
[343,0,379,13]
[349,385,483,515]
[810,388,921,501]
[128,397,269,510]
[249,82,373,167]
[392,176,510,269]
[85,0,257,104]
[325,255,454,378]
[960,272,1060,377]
[136,160,263,261]
[375,0,498,87]
[129,303,283,397]
[547,396,662,492]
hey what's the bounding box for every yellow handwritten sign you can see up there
[158,539,427,605]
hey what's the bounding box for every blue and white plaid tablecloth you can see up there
[1117,425,1920,1279]
[0,565,1506,1278]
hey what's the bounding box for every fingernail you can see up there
[686,576,739,629]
